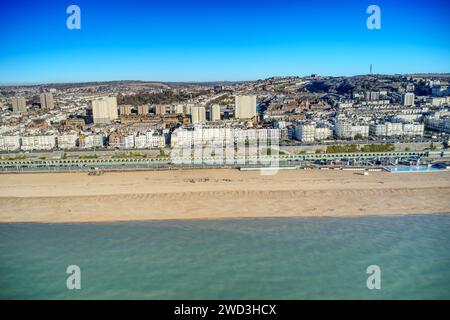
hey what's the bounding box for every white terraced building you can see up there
[82,134,105,148]
[21,135,56,151]
[147,134,166,148]
[385,122,403,136]
[57,133,79,149]
[402,123,424,136]
[171,126,280,148]
[426,117,450,133]
[294,124,332,142]
[315,126,333,141]
[124,134,135,149]
[135,134,147,149]
[334,121,369,139]
[369,122,424,137]
[294,124,315,142]
[121,131,165,149]
[0,135,21,151]
[369,124,387,137]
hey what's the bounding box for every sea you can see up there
[1,214,449,299]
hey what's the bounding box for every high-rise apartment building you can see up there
[40,92,55,109]
[155,105,166,115]
[11,96,27,113]
[364,91,380,101]
[92,96,118,124]
[191,105,206,124]
[235,95,257,119]
[137,105,149,115]
[401,93,415,106]
[210,104,221,121]
[119,105,133,115]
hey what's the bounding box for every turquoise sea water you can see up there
[388,167,443,172]
[1,214,450,299]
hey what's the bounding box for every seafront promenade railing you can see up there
[0,150,440,173]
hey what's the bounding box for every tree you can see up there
[429,142,436,150]
[159,149,167,157]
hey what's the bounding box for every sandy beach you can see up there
[0,169,449,223]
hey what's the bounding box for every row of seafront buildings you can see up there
[1,112,446,152]
[171,125,280,148]
[290,120,425,142]
[0,132,104,152]
[0,126,276,152]
[422,107,450,134]
[0,130,166,152]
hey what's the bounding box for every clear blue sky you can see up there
[0,0,449,83]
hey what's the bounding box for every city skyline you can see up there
[2,72,450,87]
[1,0,450,84]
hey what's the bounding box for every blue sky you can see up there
[0,0,449,83]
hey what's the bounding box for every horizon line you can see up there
[1,73,450,87]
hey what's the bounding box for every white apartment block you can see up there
[365,91,380,101]
[148,135,166,148]
[82,134,105,148]
[210,104,221,121]
[385,122,403,136]
[171,126,280,148]
[135,134,147,149]
[294,123,332,142]
[121,131,166,149]
[21,135,56,151]
[315,127,333,141]
[92,96,118,124]
[40,92,55,109]
[191,106,206,124]
[370,122,424,137]
[235,95,257,119]
[426,117,450,133]
[124,134,135,149]
[0,135,21,151]
[402,123,424,136]
[369,123,387,137]
[145,131,165,148]
[294,124,315,142]
[334,122,369,139]
[57,133,79,149]
[11,96,27,113]
[401,93,415,106]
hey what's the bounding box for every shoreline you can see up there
[1,169,449,223]
[0,212,449,225]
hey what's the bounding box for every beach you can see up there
[0,169,449,223]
